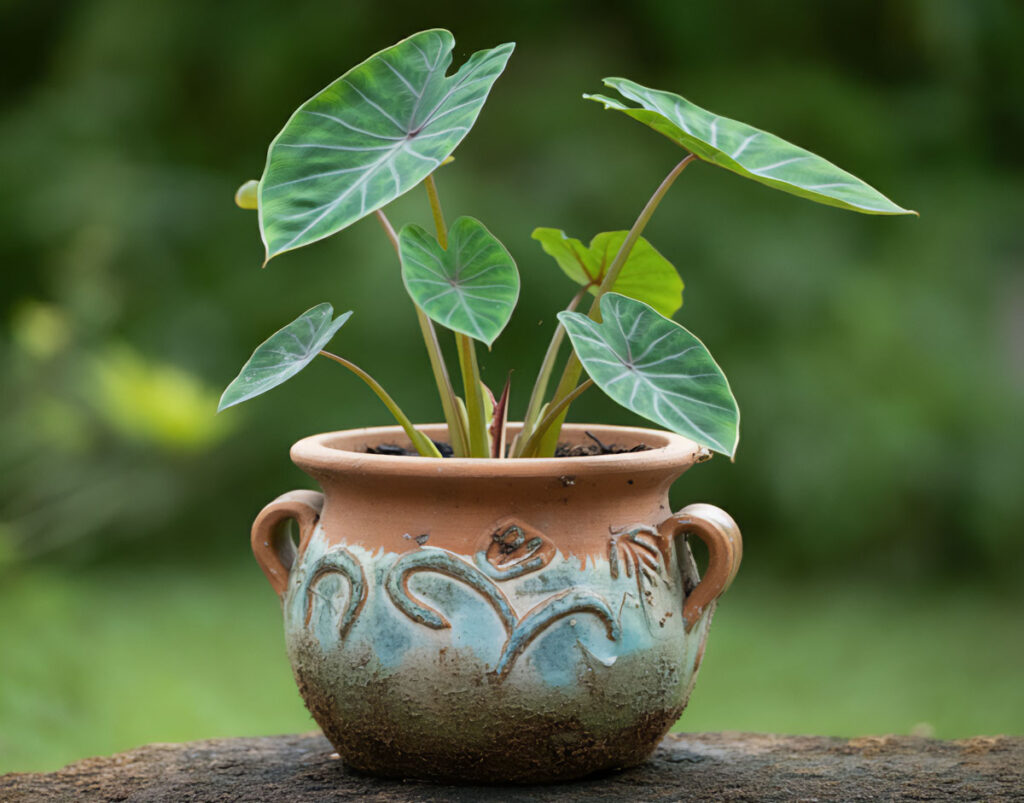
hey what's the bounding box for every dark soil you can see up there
[366,432,650,458]
[553,433,650,457]
[366,440,455,457]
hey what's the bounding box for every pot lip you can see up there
[291,422,708,479]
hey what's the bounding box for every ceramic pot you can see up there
[251,423,742,783]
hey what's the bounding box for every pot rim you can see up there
[291,422,708,479]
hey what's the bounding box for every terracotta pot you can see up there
[251,423,742,783]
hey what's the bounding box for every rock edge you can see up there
[2,731,1021,802]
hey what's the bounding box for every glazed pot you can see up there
[251,422,742,783]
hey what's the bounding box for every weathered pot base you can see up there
[290,631,697,783]
[310,681,685,784]
[330,712,684,784]
[251,424,742,783]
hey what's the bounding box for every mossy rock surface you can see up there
[2,731,1022,801]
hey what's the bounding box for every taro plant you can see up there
[221,28,915,459]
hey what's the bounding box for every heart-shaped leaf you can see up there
[218,303,351,411]
[259,30,514,261]
[532,228,684,316]
[400,216,519,346]
[585,78,916,216]
[558,293,739,456]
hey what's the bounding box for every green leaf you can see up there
[259,30,514,261]
[532,228,684,316]
[531,228,596,286]
[585,78,916,216]
[400,216,519,346]
[558,293,739,456]
[218,303,351,411]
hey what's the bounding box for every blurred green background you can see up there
[2,0,1022,774]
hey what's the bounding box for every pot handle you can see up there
[658,503,742,632]
[250,490,324,599]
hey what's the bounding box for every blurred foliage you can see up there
[1,0,1022,580]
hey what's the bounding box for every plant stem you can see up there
[456,332,491,457]
[374,208,401,252]
[517,379,595,458]
[510,286,587,457]
[415,310,469,454]
[590,154,696,306]
[319,350,442,458]
[424,173,448,249]
[532,154,697,457]
[425,172,490,458]
[374,209,467,456]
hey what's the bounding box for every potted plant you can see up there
[223,29,914,783]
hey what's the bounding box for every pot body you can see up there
[252,424,741,783]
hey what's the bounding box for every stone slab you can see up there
[2,731,1021,801]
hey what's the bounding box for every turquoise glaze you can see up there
[284,528,710,687]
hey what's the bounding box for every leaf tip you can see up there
[727,419,741,461]
[727,440,739,462]
[882,201,918,217]
[582,93,612,109]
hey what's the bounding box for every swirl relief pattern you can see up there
[301,547,367,641]
[386,518,619,679]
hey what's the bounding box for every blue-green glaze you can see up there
[280,519,713,780]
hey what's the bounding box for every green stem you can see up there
[456,332,490,457]
[533,155,697,457]
[374,209,467,456]
[510,286,587,457]
[425,173,490,458]
[591,154,696,305]
[424,173,448,249]
[319,350,442,458]
[517,379,595,458]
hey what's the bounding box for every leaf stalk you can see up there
[319,350,442,458]
[456,333,491,457]
[591,154,695,308]
[532,155,696,456]
[517,379,595,458]
[511,286,587,457]
[375,209,468,455]
[424,173,448,249]
[425,173,491,457]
